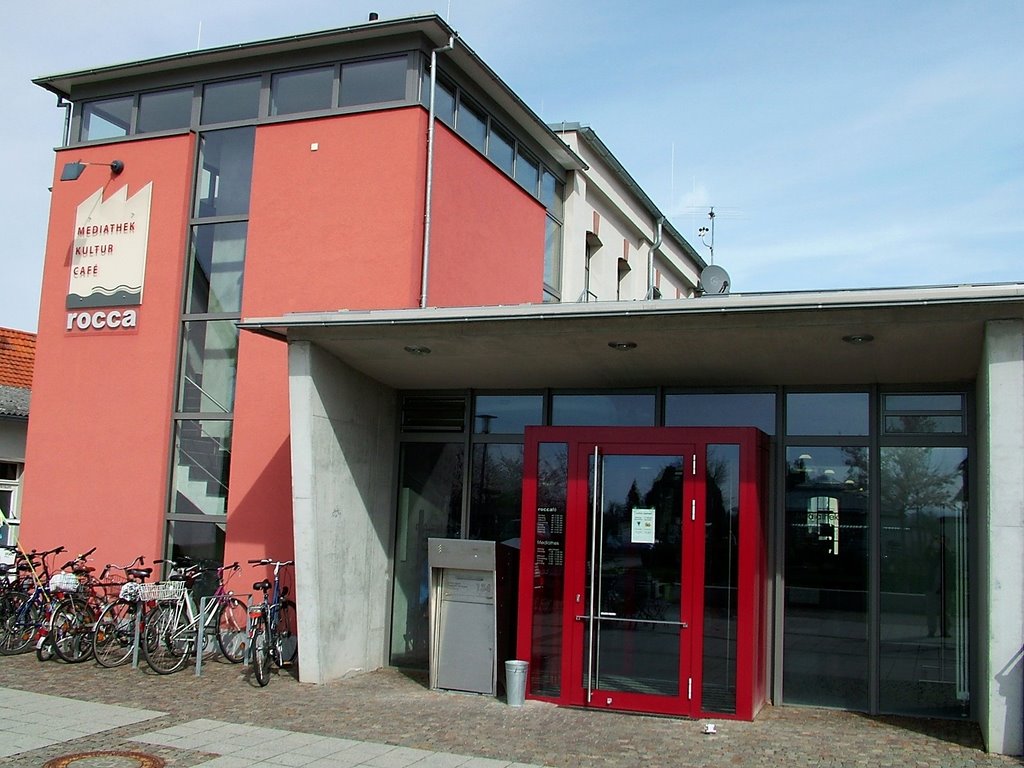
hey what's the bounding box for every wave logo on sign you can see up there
[66,183,153,310]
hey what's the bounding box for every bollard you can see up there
[505,659,528,707]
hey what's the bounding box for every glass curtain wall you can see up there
[168,122,255,564]
[781,391,970,718]
[390,442,464,667]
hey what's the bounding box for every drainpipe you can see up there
[58,97,72,147]
[646,216,664,300]
[420,35,456,309]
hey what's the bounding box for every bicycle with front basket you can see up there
[247,558,297,687]
[89,557,154,668]
[141,559,246,674]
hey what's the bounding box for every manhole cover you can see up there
[43,751,165,768]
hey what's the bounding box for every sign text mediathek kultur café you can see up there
[66,183,153,332]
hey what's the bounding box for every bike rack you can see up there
[130,592,253,676]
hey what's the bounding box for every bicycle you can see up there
[0,545,66,656]
[247,558,297,687]
[90,557,153,668]
[40,546,104,663]
[141,559,246,674]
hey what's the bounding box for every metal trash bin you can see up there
[505,659,528,707]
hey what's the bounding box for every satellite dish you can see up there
[699,264,731,295]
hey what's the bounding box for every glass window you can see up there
[551,394,655,427]
[473,395,543,434]
[0,462,19,481]
[340,56,407,107]
[194,127,255,218]
[665,393,776,434]
[170,420,232,517]
[469,443,524,542]
[0,480,20,549]
[167,519,226,566]
[433,76,456,127]
[883,393,965,435]
[787,392,869,436]
[879,446,969,716]
[270,66,333,115]
[783,446,869,709]
[487,124,515,175]
[515,149,540,194]
[703,444,740,714]
[456,97,487,153]
[544,218,562,295]
[530,442,568,696]
[884,415,964,434]
[81,97,133,141]
[186,222,247,314]
[885,394,963,412]
[540,170,563,219]
[177,320,240,413]
[137,88,192,133]
[202,78,261,124]
[390,443,464,668]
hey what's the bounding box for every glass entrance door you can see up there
[519,426,767,720]
[575,447,695,714]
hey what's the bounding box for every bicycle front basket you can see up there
[118,582,142,601]
[137,581,185,601]
[49,572,82,593]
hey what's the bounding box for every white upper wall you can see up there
[555,127,703,303]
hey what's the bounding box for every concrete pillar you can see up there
[288,340,397,684]
[978,319,1024,754]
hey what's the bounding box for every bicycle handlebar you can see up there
[247,559,294,566]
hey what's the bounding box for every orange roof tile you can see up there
[0,328,35,390]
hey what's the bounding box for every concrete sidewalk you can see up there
[0,652,1019,768]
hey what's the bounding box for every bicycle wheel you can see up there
[0,592,42,655]
[142,603,193,674]
[216,597,248,663]
[251,614,270,686]
[273,599,297,667]
[35,634,55,662]
[51,595,95,664]
[93,599,137,668]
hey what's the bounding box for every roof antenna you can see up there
[697,206,716,264]
[696,207,732,296]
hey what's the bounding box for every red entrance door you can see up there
[518,427,768,720]
[569,444,698,715]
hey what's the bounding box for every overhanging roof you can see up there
[239,283,1024,390]
[33,14,585,173]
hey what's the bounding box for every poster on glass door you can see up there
[631,507,656,544]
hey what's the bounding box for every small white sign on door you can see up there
[631,507,656,544]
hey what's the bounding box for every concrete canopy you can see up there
[239,283,1024,390]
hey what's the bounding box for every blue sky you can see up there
[2,0,1021,332]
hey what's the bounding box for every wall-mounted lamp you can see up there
[608,341,637,351]
[60,159,125,182]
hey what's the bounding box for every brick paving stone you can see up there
[0,652,1020,767]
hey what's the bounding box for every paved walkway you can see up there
[0,652,1020,768]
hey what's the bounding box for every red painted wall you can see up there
[21,135,194,568]
[243,108,429,315]
[429,127,546,307]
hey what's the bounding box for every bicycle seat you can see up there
[72,565,96,574]
[128,568,153,578]
[253,579,272,592]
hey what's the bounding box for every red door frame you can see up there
[517,426,767,720]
